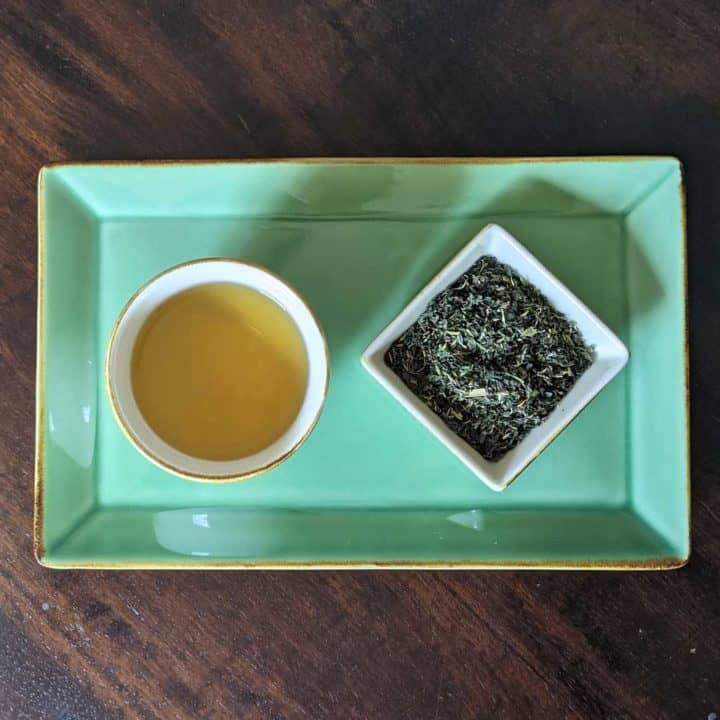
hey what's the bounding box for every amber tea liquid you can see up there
[131,283,309,461]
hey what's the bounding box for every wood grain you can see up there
[1,1,719,717]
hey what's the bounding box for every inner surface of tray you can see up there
[37,159,688,568]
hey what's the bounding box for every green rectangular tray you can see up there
[35,158,689,569]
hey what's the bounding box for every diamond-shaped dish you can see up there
[362,224,629,491]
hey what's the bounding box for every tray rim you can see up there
[34,156,690,570]
[38,557,687,571]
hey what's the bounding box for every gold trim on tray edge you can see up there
[104,258,330,483]
[39,155,683,172]
[34,158,690,570]
[34,168,46,563]
[37,558,688,571]
[679,166,692,564]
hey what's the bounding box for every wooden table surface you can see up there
[1,1,719,718]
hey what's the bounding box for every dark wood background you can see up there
[1,1,719,718]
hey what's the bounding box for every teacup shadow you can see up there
[214,164,473,358]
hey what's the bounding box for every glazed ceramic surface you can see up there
[36,158,689,568]
[363,223,629,492]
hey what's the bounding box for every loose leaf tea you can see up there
[385,256,594,461]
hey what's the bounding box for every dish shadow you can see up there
[475,178,610,216]
[623,222,666,324]
[480,179,665,339]
[211,171,663,364]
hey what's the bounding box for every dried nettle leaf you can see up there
[385,256,594,461]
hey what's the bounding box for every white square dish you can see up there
[361,223,629,492]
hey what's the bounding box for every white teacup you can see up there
[106,259,329,482]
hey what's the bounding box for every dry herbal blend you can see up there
[385,255,594,461]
